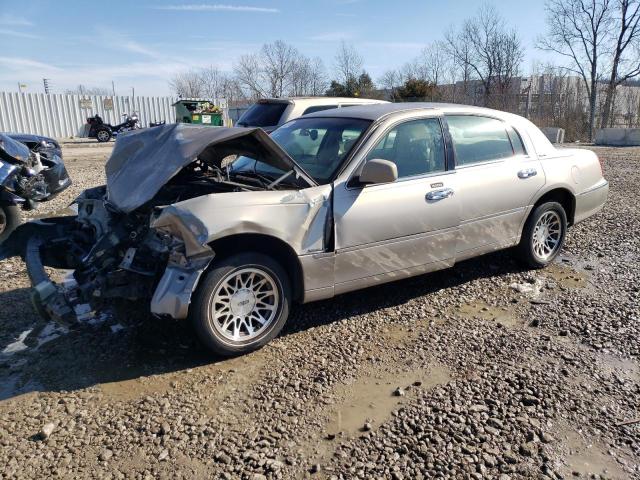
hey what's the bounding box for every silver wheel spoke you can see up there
[208,267,280,344]
[531,211,563,260]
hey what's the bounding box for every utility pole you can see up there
[43,78,51,94]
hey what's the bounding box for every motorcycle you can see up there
[86,112,140,142]
[0,133,71,242]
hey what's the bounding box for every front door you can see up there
[333,116,460,294]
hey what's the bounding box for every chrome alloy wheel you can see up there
[531,211,562,261]
[208,267,280,343]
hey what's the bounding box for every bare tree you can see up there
[334,41,364,85]
[261,40,300,97]
[444,6,524,108]
[600,0,640,127]
[291,56,328,96]
[169,70,204,98]
[65,85,111,96]
[234,40,323,99]
[200,66,227,100]
[417,41,449,85]
[379,69,401,99]
[539,0,613,140]
[234,53,269,99]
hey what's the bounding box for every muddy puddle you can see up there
[559,429,628,479]
[543,264,590,289]
[456,301,520,328]
[303,363,450,475]
[596,352,640,384]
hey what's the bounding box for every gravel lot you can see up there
[0,143,638,479]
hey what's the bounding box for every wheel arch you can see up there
[208,233,304,302]
[531,187,576,226]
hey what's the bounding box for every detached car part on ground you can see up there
[0,104,608,356]
[0,133,71,242]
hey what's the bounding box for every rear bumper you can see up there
[574,179,609,224]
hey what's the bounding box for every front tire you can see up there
[517,201,567,268]
[190,252,291,357]
[0,204,21,243]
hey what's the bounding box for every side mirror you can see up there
[359,159,398,185]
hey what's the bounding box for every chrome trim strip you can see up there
[578,180,609,196]
[459,206,525,225]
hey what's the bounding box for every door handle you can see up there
[426,188,455,201]
[518,168,537,179]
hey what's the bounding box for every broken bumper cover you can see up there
[150,255,214,319]
[23,234,214,324]
[24,236,75,324]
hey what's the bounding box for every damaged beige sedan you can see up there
[1,103,608,356]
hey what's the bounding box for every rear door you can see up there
[445,114,545,258]
[332,115,460,292]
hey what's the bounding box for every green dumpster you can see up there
[172,99,224,126]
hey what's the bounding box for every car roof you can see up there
[258,97,388,106]
[302,102,519,122]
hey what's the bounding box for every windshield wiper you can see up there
[231,170,274,188]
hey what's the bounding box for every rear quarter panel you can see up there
[538,147,605,196]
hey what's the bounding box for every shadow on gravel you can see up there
[0,250,526,401]
[282,249,526,336]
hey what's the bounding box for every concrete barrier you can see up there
[595,128,640,146]
[540,127,565,144]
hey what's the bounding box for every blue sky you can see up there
[0,1,556,96]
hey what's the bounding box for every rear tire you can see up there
[190,252,291,357]
[95,128,111,142]
[0,204,21,244]
[517,201,567,268]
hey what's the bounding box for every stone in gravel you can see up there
[393,387,405,397]
[470,404,488,413]
[99,449,113,461]
[310,463,321,473]
[160,422,170,435]
[38,422,55,440]
[487,418,504,429]
[326,433,336,440]
[519,442,537,457]
[251,475,267,480]
[158,450,169,461]
[363,422,372,431]
[215,453,232,464]
[521,395,539,406]
[503,451,519,464]
[540,432,555,443]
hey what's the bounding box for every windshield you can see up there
[231,117,372,185]
[237,102,288,127]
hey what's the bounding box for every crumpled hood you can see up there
[105,123,315,213]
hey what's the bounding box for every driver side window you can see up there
[366,118,446,178]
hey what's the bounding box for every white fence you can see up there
[0,92,229,139]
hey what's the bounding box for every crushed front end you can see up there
[14,186,205,325]
[1,123,317,326]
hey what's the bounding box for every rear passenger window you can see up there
[302,105,338,115]
[446,115,514,165]
[506,126,526,155]
[366,118,446,178]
